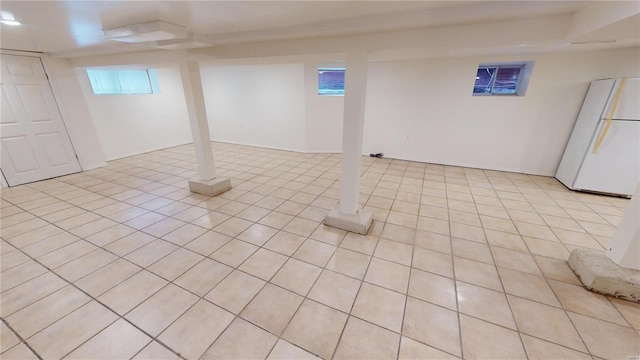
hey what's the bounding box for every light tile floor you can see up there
[1,142,639,360]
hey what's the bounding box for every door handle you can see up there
[592,77,627,154]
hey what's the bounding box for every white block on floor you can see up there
[568,248,640,302]
[188,177,231,196]
[323,208,373,235]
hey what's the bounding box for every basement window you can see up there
[318,68,345,96]
[473,62,534,96]
[87,69,160,95]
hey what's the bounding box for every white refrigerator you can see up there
[556,78,640,197]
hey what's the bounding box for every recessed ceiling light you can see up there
[1,19,21,26]
[1,11,20,26]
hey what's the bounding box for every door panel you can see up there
[1,89,19,124]
[37,133,69,166]
[7,61,38,78]
[0,54,80,186]
[17,85,53,122]
[1,136,39,172]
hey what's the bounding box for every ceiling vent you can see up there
[103,21,188,43]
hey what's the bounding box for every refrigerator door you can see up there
[605,78,640,121]
[574,119,640,196]
[556,79,615,188]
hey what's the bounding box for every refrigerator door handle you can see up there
[593,77,627,154]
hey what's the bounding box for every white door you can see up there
[1,54,81,186]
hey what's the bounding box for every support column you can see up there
[323,51,373,234]
[179,61,231,196]
[568,183,640,302]
[606,183,640,270]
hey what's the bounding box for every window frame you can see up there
[86,68,160,95]
[472,61,534,97]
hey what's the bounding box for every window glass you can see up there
[492,67,522,94]
[473,64,527,96]
[473,67,496,94]
[318,68,345,96]
[87,69,158,95]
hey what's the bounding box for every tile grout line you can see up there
[446,168,466,360]
[141,155,352,359]
[395,161,424,360]
[215,158,347,358]
[1,142,636,360]
[0,241,188,360]
[517,174,594,357]
[1,177,311,358]
[494,172,596,357]
[0,318,43,360]
[481,169,532,360]
[326,156,387,360]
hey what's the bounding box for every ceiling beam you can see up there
[69,49,190,68]
[568,1,640,40]
[190,14,571,60]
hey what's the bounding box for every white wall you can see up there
[362,48,640,175]
[197,48,639,175]
[73,47,638,176]
[79,66,193,160]
[201,63,307,152]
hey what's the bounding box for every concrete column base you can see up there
[188,177,231,197]
[323,208,373,235]
[568,248,640,303]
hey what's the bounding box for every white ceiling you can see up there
[0,1,638,60]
